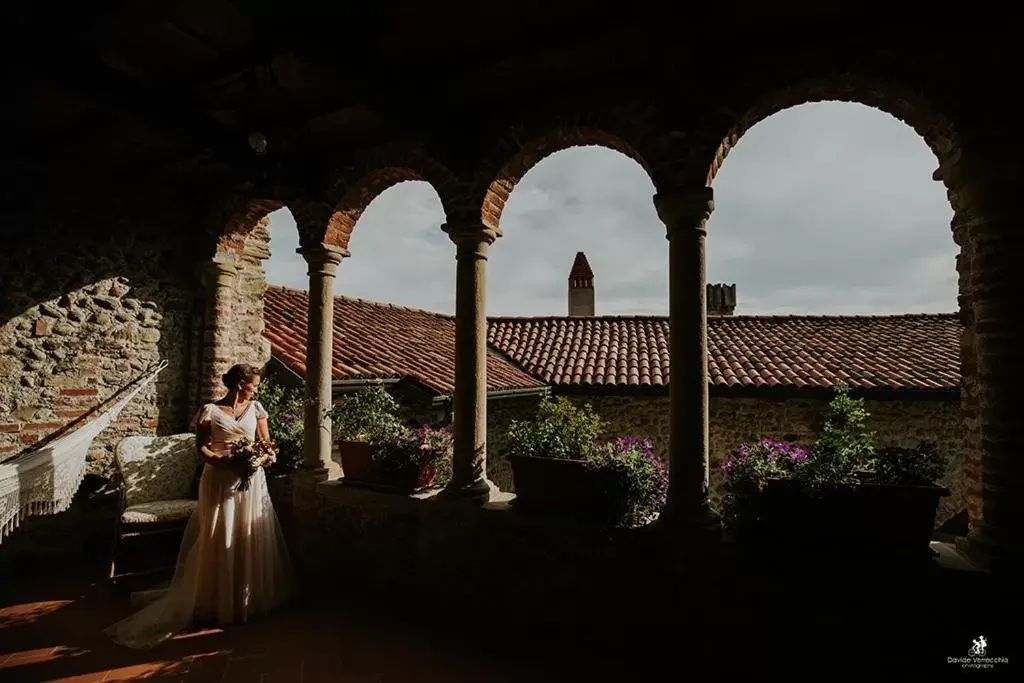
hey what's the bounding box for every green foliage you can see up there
[794,382,876,487]
[721,382,949,532]
[506,396,603,461]
[506,397,667,527]
[587,436,668,527]
[375,424,454,488]
[257,375,304,474]
[874,442,945,485]
[328,382,452,490]
[327,381,404,445]
[720,439,811,531]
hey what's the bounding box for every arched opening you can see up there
[706,91,970,540]
[333,181,450,310]
[482,135,665,493]
[491,145,662,315]
[261,175,459,472]
[195,200,295,415]
[482,128,652,232]
[319,168,450,252]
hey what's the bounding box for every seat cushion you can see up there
[121,499,197,525]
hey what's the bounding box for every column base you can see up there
[657,502,722,537]
[439,477,496,503]
[295,462,342,486]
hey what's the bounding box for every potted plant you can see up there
[721,383,949,555]
[372,424,454,494]
[327,383,453,494]
[327,382,404,485]
[506,397,667,526]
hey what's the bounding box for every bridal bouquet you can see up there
[227,437,278,492]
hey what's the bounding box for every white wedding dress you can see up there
[104,400,294,649]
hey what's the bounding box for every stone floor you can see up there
[0,568,557,682]
[1,542,1019,680]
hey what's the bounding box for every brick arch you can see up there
[310,147,460,251]
[481,126,654,232]
[195,195,290,262]
[216,198,286,257]
[702,75,962,199]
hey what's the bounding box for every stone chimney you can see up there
[706,283,736,316]
[568,251,595,317]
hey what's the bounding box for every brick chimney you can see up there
[707,283,736,316]
[568,251,595,316]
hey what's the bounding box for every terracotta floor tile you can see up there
[43,673,109,683]
[1,646,60,668]
[178,652,230,682]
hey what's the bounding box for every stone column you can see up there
[947,150,1024,574]
[653,186,718,530]
[199,260,238,405]
[298,243,348,480]
[441,222,498,501]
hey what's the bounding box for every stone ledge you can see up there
[316,479,642,541]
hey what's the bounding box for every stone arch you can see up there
[192,195,297,413]
[693,71,990,541]
[481,124,655,232]
[310,147,460,251]
[703,75,962,198]
[215,198,286,259]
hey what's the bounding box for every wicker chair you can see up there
[109,433,198,580]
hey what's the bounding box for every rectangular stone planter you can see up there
[508,455,617,522]
[338,440,437,495]
[752,478,949,555]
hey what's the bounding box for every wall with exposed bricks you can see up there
[0,217,200,478]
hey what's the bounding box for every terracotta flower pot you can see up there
[338,441,375,484]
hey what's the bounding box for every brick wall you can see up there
[0,218,200,478]
[484,392,966,528]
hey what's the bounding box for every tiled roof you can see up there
[263,286,545,395]
[486,314,961,391]
[265,287,961,394]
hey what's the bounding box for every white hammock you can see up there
[0,360,167,544]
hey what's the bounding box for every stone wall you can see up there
[485,392,966,527]
[0,219,200,478]
[231,218,273,371]
[487,394,547,491]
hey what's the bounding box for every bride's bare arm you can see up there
[256,417,275,463]
[195,421,224,466]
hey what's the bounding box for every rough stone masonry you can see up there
[0,220,199,478]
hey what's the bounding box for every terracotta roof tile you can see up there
[263,286,545,395]
[486,314,961,391]
[266,286,961,393]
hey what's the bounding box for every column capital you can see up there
[441,222,499,257]
[298,243,349,276]
[653,186,714,238]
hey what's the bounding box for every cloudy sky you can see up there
[264,102,957,316]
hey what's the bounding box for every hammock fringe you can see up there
[0,361,167,544]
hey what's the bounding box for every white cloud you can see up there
[263,101,958,317]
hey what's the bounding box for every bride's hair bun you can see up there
[222,363,262,389]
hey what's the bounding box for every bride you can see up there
[105,363,294,649]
